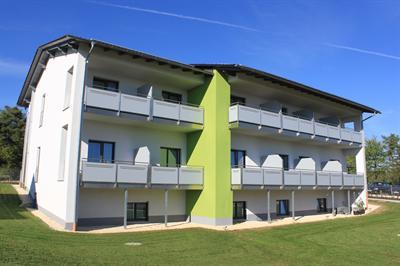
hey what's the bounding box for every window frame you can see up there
[35,147,41,183]
[58,125,68,181]
[39,94,46,127]
[231,149,246,168]
[161,91,183,103]
[160,147,181,167]
[317,198,328,213]
[276,199,290,216]
[127,202,149,222]
[233,201,247,220]
[230,95,246,105]
[279,154,289,171]
[63,66,74,110]
[88,140,115,163]
[92,76,119,92]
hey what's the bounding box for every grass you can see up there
[1,183,400,265]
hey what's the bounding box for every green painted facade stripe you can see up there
[186,70,232,220]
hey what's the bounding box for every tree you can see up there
[382,134,400,183]
[365,137,386,182]
[0,106,26,170]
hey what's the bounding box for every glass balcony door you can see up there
[88,140,115,163]
[160,147,181,167]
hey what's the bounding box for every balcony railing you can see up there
[231,166,364,188]
[229,104,362,143]
[85,86,204,125]
[81,160,203,188]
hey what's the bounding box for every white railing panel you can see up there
[353,132,363,143]
[354,175,365,186]
[315,122,328,137]
[317,172,330,186]
[85,87,119,111]
[120,94,150,116]
[153,100,179,120]
[261,110,281,128]
[328,126,340,139]
[231,168,242,185]
[242,168,263,185]
[282,115,299,132]
[341,129,353,142]
[284,171,301,186]
[238,105,260,124]
[180,105,204,124]
[117,164,148,184]
[343,174,355,186]
[299,119,314,134]
[330,172,343,186]
[151,167,178,184]
[179,167,203,185]
[82,162,116,183]
[263,168,283,185]
[300,171,316,186]
[229,105,239,123]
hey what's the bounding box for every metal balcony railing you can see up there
[229,104,362,143]
[84,86,204,125]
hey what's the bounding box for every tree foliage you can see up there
[366,134,400,184]
[0,106,26,170]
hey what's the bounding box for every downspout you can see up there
[73,41,95,231]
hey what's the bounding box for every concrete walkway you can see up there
[12,185,380,234]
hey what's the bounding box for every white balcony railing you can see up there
[229,104,362,143]
[81,160,203,187]
[85,87,204,125]
[231,167,365,188]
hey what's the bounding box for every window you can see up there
[233,201,246,220]
[281,107,288,115]
[162,91,182,103]
[317,198,327,213]
[88,140,115,163]
[279,154,289,170]
[58,125,68,181]
[35,147,41,183]
[230,95,246,105]
[231,149,246,168]
[160,147,181,167]
[93,77,119,92]
[276,200,289,216]
[127,202,148,221]
[63,67,73,109]
[39,94,46,127]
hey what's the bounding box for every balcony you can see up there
[231,167,364,189]
[229,104,362,144]
[84,86,204,125]
[81,160,203,189]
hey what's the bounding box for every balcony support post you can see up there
[123,189,128,229]
[291,190,295,220]
[332,190,335,215]
[347,189,351,214]
[164,189,169,227]
[267,190,271,223]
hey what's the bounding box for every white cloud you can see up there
[87,1,261,32]
[0,59,28,76]
[324,43,400,61]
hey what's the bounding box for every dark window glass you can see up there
[93,77,119,92]
[233,201,246,219]
[279,154,289,170]
[160,147,181,167]
[317,198,327,213]
[162,91,182,103]
[276,200,289,216]
[88,140,115,163]
[231,95,246,105]
[231,150,246,168]
[127,202,148,221]
[281,107,288,114]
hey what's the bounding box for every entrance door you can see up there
[233,201,247,220]
[317,198,327,212]
[276,200,289,216]
[160,147,181,167]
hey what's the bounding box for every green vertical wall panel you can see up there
[186,70,232,221]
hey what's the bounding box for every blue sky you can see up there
[0,0,399,138]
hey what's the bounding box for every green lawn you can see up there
[1,183,400,265]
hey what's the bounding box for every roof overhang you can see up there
[193,64,380,114]
[17,35,212,107]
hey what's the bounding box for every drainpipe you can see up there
[73,41,95,231]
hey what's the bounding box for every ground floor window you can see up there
[317,198,328,213]
[127,202,148,221]
[276,200,289,216]
[233,201,246,220]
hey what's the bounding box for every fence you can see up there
[0,168,20,182]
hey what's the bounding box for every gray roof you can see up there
[193,64,380,114]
